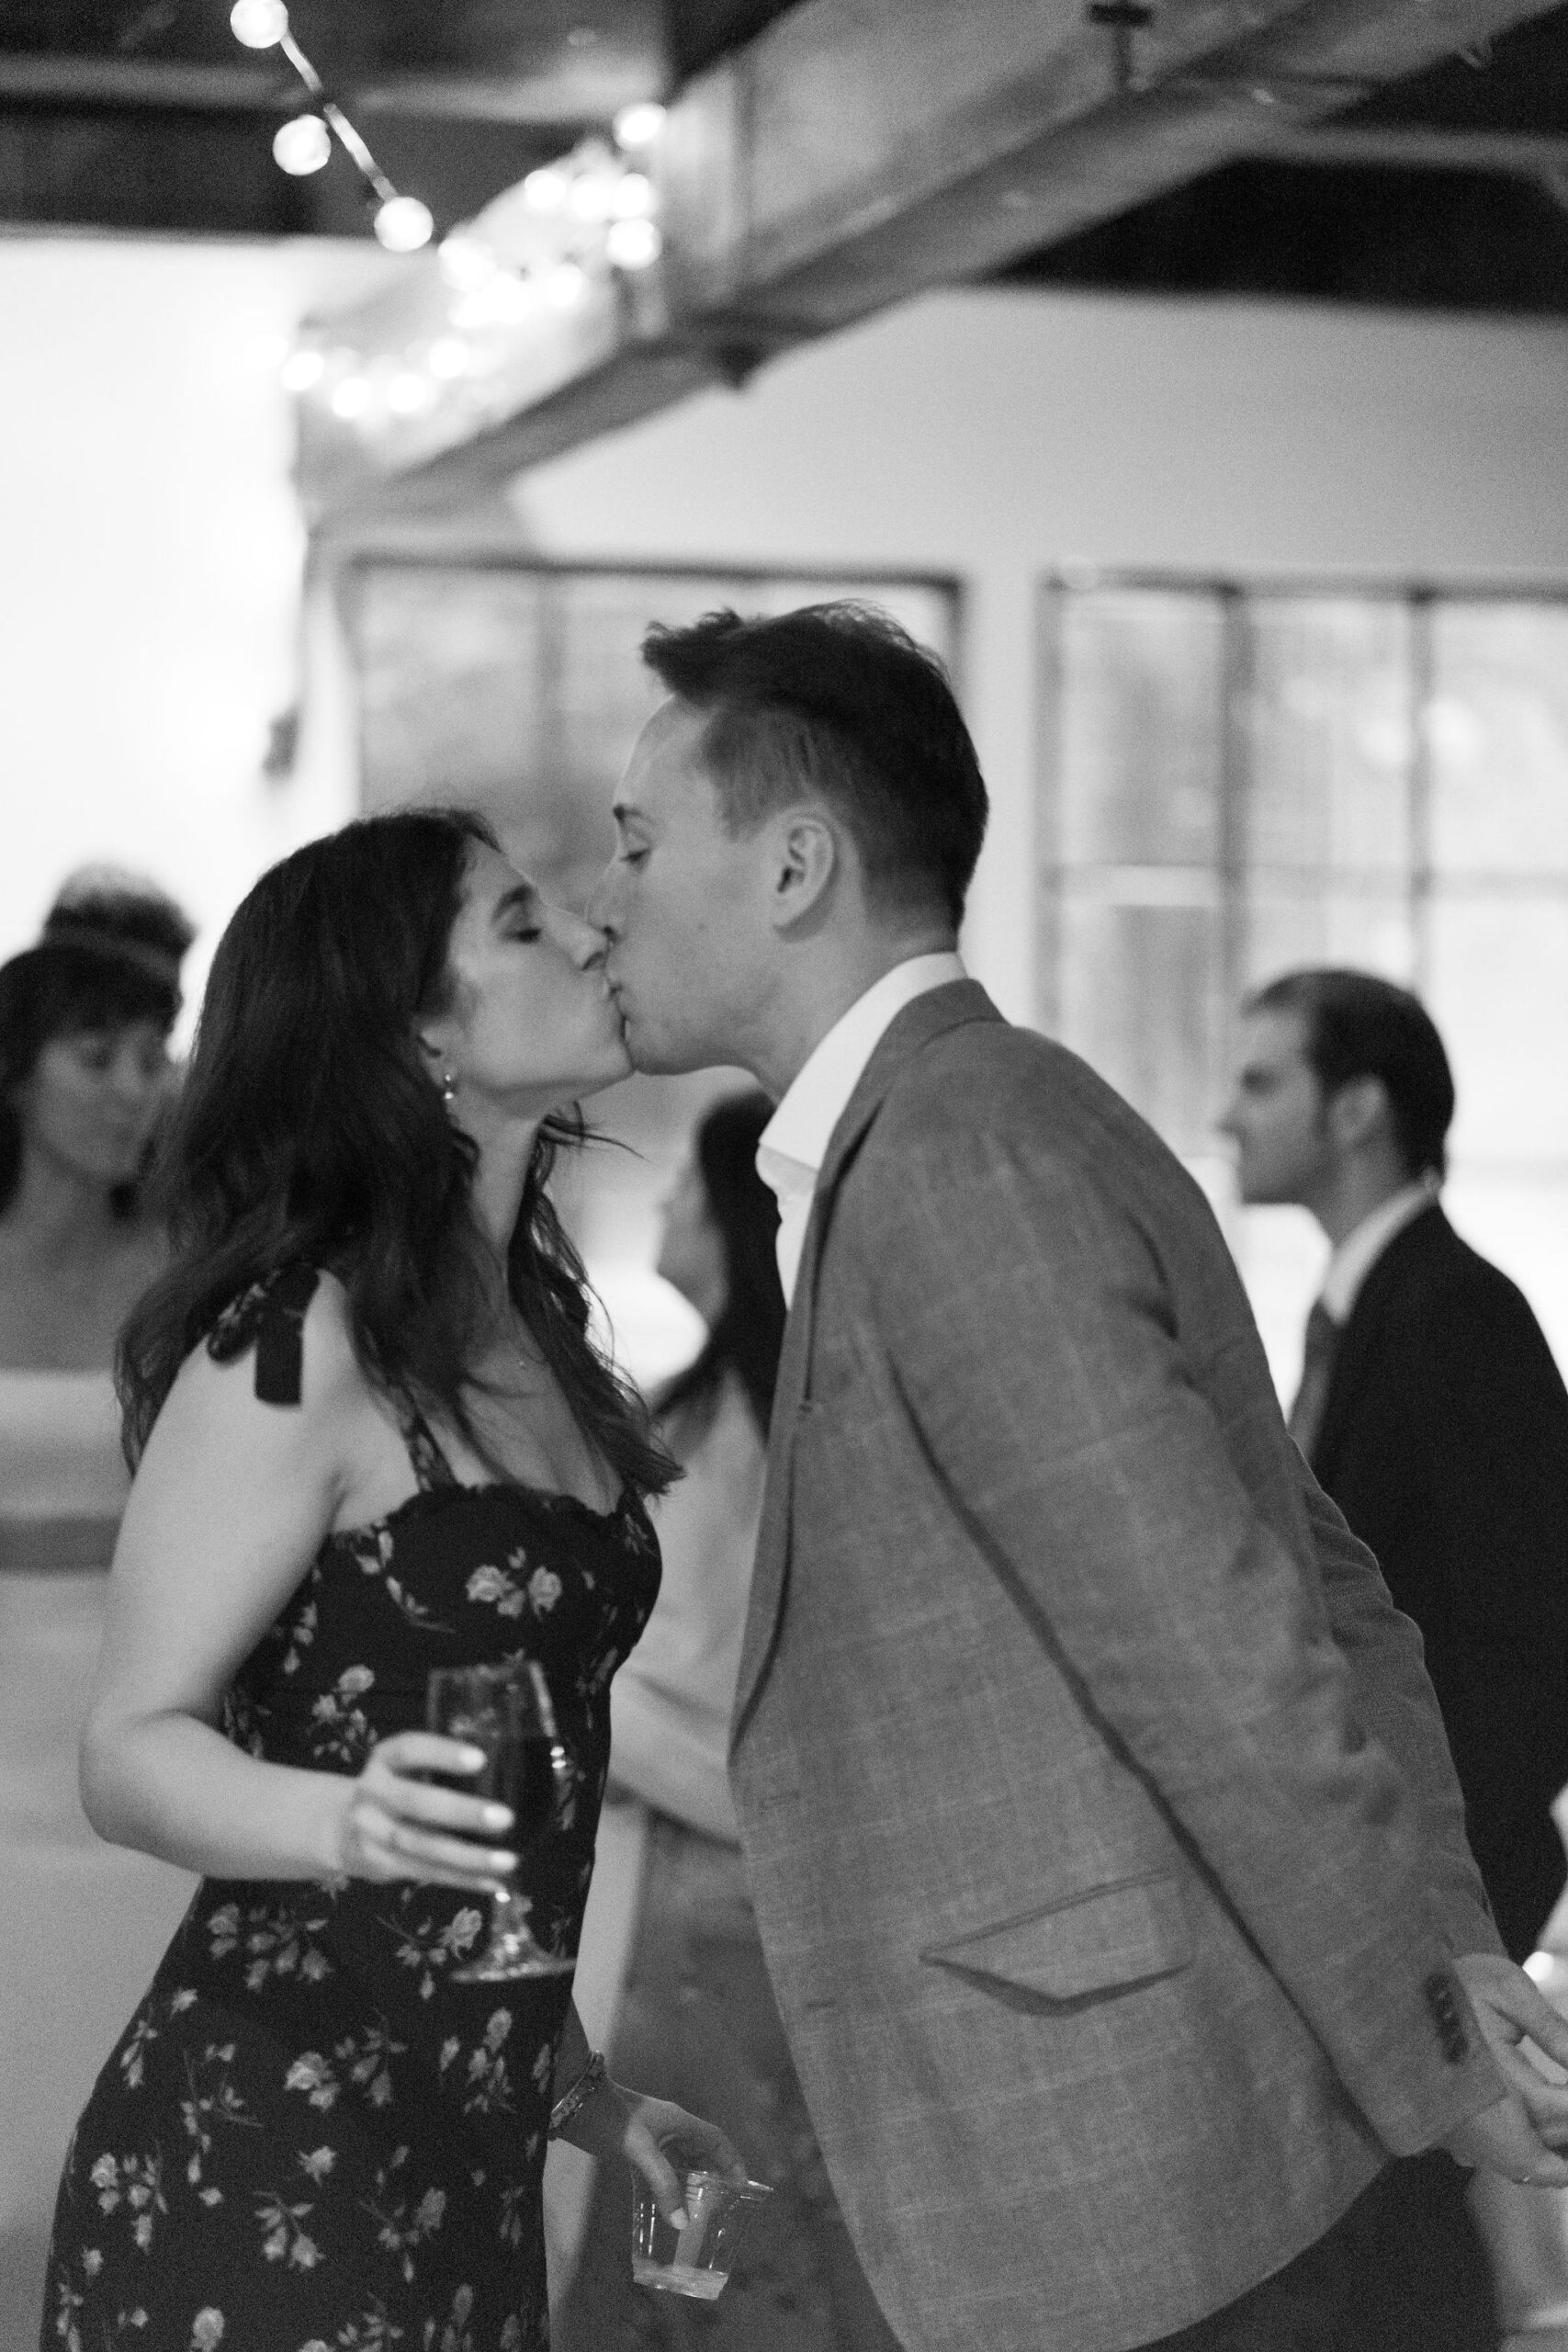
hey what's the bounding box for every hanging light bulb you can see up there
[230,0,289,48]
[280,345,326,392]
[272,114,332,175]
[426,335,473,380]
[544,260,589,309]
[523,165,570,215]
[438,234,496,292]
[374,195,434,253]
[614,102,666,150]
[610,172,654,219]
[606,218,662,270]
[330,375,371,420]
[387,371,437,418]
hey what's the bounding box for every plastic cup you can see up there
[631,2167,774,2300]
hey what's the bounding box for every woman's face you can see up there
[428,843,631,1118]
[17,1021,173,1190]
[656,1153,729,1326]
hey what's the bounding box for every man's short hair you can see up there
[1247,967,1456,1181]
[639,602,987,931]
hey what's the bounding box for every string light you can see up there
[374,197,434,253]
[280,345,326,391]
[605,218,661,270]
[227,0,436,254]
[274,77,669,431]
[230,0,288,49]
[613,102,665,150]
[272,114,331,175]
[523,165,570,215]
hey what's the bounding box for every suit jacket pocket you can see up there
[919,1871,1192,2002]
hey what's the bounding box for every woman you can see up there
[0,874,197,2345]
[41,811,736,2352]
[555,1094,899,2350]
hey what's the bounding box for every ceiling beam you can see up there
[302,0,1568,522]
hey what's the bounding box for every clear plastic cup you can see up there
[631,2167,774,2300]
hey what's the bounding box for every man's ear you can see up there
[1326,1072,1390,1152]
[765,809,840,934]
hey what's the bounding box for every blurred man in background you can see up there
[1223,967,1568,1963]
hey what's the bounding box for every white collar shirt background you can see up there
[756,952,967,1305]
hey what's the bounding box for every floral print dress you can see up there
[42,1267,660,2352]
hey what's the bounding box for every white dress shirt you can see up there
[1318,1173,1441,1324]
[756,952,967,1304]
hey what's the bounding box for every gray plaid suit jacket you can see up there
[728,981,1506,2352]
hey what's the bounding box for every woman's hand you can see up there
[560,2075,749,2228]
[333,1731,520,1892]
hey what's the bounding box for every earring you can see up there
[440,1069,457,1106]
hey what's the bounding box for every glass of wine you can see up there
[425,1657,577,1981]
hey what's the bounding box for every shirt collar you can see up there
[757,952,967,1192]
[1320,1175,1440,1322]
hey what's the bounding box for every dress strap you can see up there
[206,1263,321,1407]
[392,1393,460,1492]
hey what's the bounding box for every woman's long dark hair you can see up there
[658,1090,784,1442]
[0,876,193,1217]
[118,808,673,1497]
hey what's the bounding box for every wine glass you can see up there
[425,1657,577,1981]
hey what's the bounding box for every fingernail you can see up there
[492,1852,517,1871]
[670,2208,689,2230]
[483,1804,513,1830]
[459,1746,487,1770]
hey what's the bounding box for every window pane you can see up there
[1427,896,1568,1162]
[1427,603,1568,875]
[1242,598,1413,876]
[1056,884,1223,1154]
[1052,590,1224,867]
[1242,885,1416,991]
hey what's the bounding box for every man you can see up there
[1222,969,1568,1964]
[587,603,1568,2352]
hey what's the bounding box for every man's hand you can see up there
[1445,1952,1568,2183]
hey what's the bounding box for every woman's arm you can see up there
[82,1282,515,1892]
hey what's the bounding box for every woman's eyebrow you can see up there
[492,881,540,927]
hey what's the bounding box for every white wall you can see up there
[0,237,389,1005]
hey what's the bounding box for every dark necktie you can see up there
[1288,1299,1341,1464]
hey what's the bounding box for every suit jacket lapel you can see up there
[731,980,1001,1748]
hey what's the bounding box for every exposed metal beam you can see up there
[303,0,1568,522]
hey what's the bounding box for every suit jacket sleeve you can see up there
[874,1126,1505,2154]
[1295,1473,1500,1958]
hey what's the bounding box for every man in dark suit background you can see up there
[1223,967,1568,1962]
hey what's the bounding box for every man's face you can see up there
[1220,1007,1335,1206]
[586,698,775,1075]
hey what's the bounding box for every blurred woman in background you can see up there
[554,1091,899,2350]
[0,871,197,2341]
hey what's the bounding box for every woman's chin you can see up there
[573,1037,635,1097]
